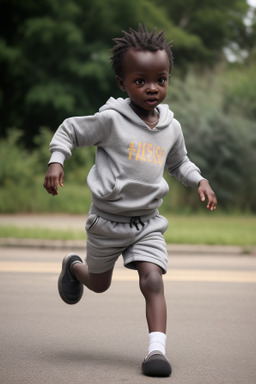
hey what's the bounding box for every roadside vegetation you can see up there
[0,0,255,246]
[1,215,255,247]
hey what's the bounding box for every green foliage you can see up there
[0,130,37,212]
[153,0,250,65]
[165,71,256,212]
[0,130,36,188]
[1,0,254,146]
[163,215,256,246]
[0,128,93,213]
[222,64,256,119]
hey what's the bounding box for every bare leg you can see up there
[136,261,166,333]
[72,263,114,293]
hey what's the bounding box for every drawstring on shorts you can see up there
[129,216,145,231]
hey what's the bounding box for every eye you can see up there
[135,79,145,86]
[157,77,167,85]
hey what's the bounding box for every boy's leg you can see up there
[136,261,166,333]
[136,261,172,377]
[137,262,167,333]
[72,262,114,293]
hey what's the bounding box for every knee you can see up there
[87,279,111,293]
[87,270,113,293]
[139,270,163,296]
[91,281,111,294]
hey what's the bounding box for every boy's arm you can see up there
[197,179,217,211]
[43,163,64,196]
[44,114,103,196]
[166,121,217,210]
[49,115,104,160]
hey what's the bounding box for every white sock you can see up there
[148,332,167,356]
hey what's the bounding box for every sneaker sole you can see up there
[58,254,83,305]
[142,353,172,377]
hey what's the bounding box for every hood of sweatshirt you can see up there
[99,97,174,130]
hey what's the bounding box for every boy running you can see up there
[44,24,217,377]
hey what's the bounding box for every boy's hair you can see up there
[111,24,173,77]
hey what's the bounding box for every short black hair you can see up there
[111,24,173,77]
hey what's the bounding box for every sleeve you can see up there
[166,120,204,187]
[48,113,104,165]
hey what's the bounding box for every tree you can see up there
[165,72,256,211]
[0,0,253,148]
[153,0,250,65]
[0,0,222,146]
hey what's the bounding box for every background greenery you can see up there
[0,0,256,214]
[1,215,256,247]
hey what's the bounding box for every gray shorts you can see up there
[85,211,169,274]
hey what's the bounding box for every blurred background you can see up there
[0,0,255,216]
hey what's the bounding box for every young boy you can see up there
[44,24,217,377]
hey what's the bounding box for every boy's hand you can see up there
[198,179,217,211]
[43,163,64,196]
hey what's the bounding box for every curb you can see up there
[0,238,255,256]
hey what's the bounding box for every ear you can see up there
[116,76,126,92]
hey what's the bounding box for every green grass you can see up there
[163,215,256,246]
[0,215,255,246]
[0,226,86,241]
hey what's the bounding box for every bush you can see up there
[0,128,93,213]
[223,65,256,120]
[165,72,256,212]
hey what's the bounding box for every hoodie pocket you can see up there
[101,177,169,204]
[87,165,169,206]
[87,165,120,200]
[101,178,121,200]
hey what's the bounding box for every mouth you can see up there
[146,98,158,106]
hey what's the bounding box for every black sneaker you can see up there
[142,351,172,377]
[58,254,84,304]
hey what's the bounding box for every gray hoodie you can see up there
[49,97,203,217]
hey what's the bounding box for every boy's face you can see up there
[117,48,170,115]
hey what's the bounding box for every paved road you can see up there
[1,245,256,384]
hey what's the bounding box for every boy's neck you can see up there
[129,100,158,120]
[129,101,159,129]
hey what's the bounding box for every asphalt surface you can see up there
[1,215,256,383]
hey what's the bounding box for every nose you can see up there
[146,82,158,94]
